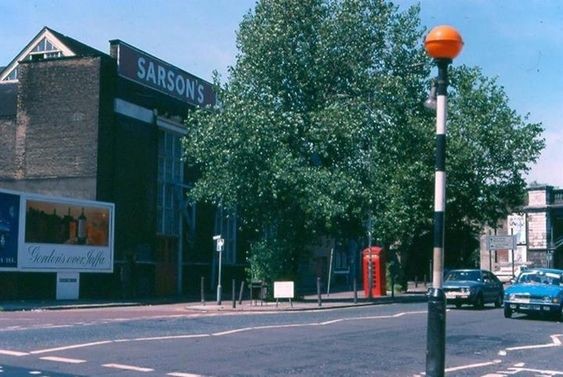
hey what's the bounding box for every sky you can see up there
[1,0,561,187]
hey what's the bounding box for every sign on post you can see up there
[216,238,224,252]
[487,235,517,250]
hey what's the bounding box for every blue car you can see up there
[503,268,563,321]
[443,269,504,309]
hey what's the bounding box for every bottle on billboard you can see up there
[77,207,87,245]
[66,208,77,243]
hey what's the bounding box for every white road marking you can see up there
[0,349,28,356]
[211,328,253,336]
[42,324,73,329]
[444,359,502,373]
[503,334,562,352]
[132,334,210,342]
[103,363,154,372]
[40,356,86,364]
[498,366,563,375]
[29,340,113,355]
[168,372,206,377]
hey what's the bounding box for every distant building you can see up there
[481,185,563,279]
[0,27,242,299]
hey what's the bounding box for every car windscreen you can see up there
[518,272,561,285]
[445,270,480,282]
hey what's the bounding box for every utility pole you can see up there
[424,25,464,377]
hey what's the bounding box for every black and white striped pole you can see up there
[424,25,463,377]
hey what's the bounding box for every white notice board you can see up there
[274,281,294,299]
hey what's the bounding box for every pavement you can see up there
[0,282,430,313]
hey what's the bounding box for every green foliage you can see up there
[246,238,295,283]
[184,0,545,280]
[447,66,544,227]
[386,259,407,293]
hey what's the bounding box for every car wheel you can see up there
[504,305,512,318]
[473,294,484,309]
[494,293,503,308]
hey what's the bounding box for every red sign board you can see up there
[114,41,216,108]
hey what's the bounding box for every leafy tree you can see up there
[184,0,544,282]
[442,66,544,267]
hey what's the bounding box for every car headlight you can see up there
[542,296,560,304]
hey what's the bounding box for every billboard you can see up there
[0,189,114,273]
[0,191,20,269]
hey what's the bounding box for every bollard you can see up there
[426,288,446,376]
[317,277,322,307]
[238,281,245,305]
[353,277,358,304]
[200,276,205,305]
[424,274,428,287]
[415,276,418,288]
[232,279,236,309]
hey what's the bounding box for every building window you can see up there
[2,37,62,81]
[32,37,57,53]
[3,68,17,81]
[157,130,183,236]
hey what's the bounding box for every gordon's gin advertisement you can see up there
[0,189,114,273]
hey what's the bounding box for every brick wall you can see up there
[10,57,103,199]
[528,190,548,207]
[527,212,547,249]
[0,116,16,179]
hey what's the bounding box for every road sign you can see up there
[487,235,517,250]
[216,238,224,252]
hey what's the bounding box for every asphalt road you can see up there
[0,302,561,376]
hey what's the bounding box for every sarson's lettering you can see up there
[137,57,205,104]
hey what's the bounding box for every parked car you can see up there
[443,269,504,309]
[503,268,563,321]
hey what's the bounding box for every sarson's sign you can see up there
[112,40,216,108]
[0,189,114,273]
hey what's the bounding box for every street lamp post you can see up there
[424,25,463,377]
[213,235,224,305]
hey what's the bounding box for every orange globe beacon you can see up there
[424,25,463,60]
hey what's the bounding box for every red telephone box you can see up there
[362,246,386,297]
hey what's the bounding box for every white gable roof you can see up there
[0,27,76,82]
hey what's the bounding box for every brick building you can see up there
[480,185,563,279]
[524,185,563,268]
[0,27,241,299]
